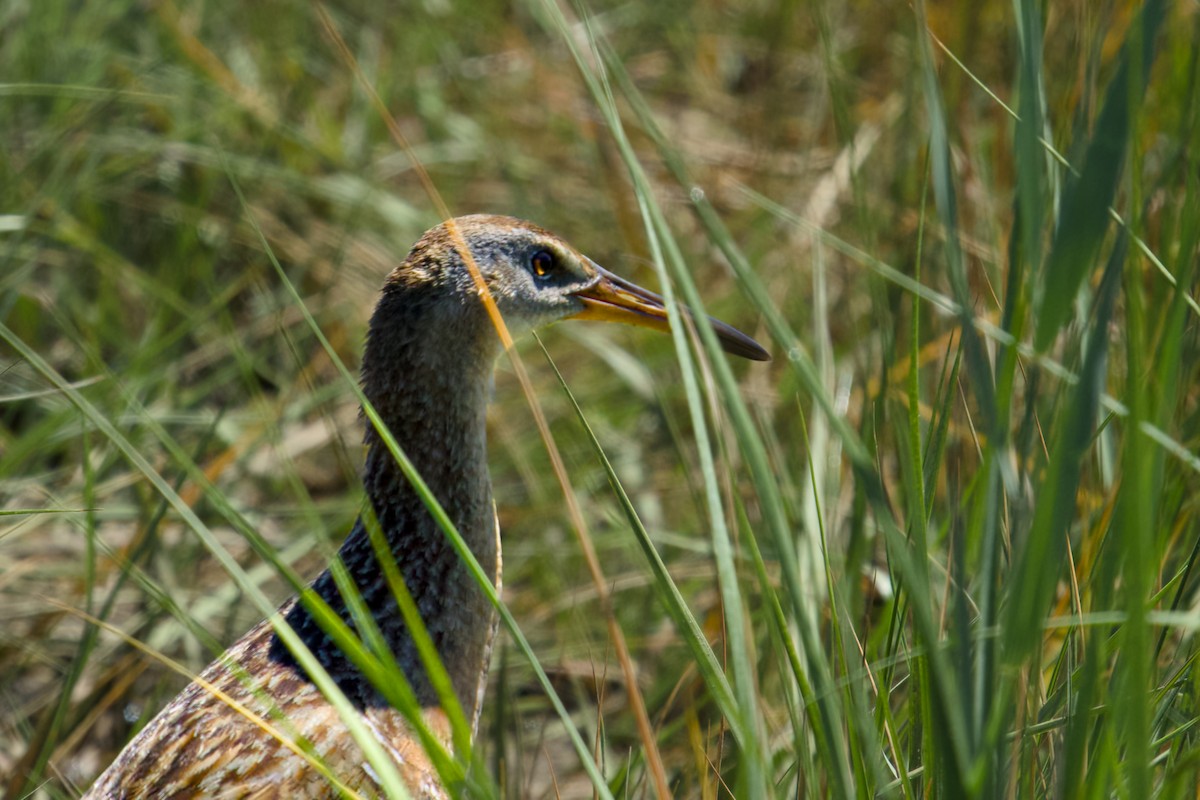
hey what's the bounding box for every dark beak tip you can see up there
[719,328,771,362]
[736,343,772,362]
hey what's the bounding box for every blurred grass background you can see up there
[3,0,1200,797]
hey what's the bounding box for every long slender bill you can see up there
[569,263,770,362]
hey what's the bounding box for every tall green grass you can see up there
[3,0,1200,797]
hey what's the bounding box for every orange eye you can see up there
[530,250,555,279]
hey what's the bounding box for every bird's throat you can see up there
[274,295,501,727]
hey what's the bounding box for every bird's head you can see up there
[381,215,770,362]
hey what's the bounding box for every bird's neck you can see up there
[277,290,501,727]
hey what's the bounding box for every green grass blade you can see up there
[1032,0,1167,351]
[1004,232,1125,659]
[536,335,745,742]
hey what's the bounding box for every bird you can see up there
[82,215,769,798]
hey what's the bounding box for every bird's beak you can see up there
[568,263,770,362]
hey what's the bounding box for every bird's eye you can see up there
[530,250,555,280]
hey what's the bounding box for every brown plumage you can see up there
[83,215,769,798]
